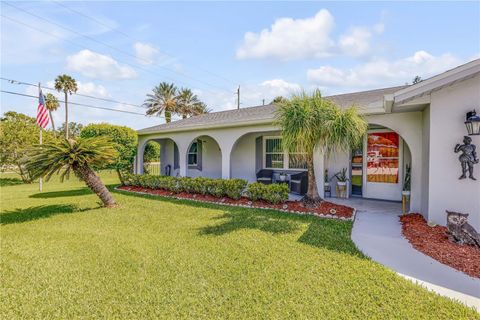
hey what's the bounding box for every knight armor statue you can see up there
[454,136,478,180]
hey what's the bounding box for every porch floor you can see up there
[343,197,479,309]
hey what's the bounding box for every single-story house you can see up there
[135,59,480,230]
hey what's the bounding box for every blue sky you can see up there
[1,1,479,129]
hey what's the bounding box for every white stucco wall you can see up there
[428,76,480,230]
[230,132,260,182]
[325,151,351,198]
[421,106,430,217]
[159,139,175,175]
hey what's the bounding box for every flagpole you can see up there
[38,82,43,192]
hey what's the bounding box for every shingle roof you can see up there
[138,85,408,135]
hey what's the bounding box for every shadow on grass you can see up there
[200,211,300,235]
[30,188,93,199]
[114,187,366,257]
[0,204,95,225]
[0,177,24,187]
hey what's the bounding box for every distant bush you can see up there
[246,182,289,204]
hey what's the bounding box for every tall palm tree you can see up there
[54,74,78,139]
[25,137,118,207]
[144,82,178,123]
[45,93,59,136]
[275,89,367,205]
[176,88,209,118]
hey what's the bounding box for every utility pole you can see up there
[236,85,240,109]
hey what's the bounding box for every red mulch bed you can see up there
[117,186,354,219]
[400,213,480,279]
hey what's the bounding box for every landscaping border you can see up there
[115,186,356,221]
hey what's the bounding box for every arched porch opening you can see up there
[230,130,282,182]
[324,123,414,206]
[139,138,180,176]
[186,135,222,178]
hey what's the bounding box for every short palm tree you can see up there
[275,89,367,205]
[25,137,118,207]
[176,88,208,118]
[54,74,78,139]
[144,82,178,123]
[45,93,59,135]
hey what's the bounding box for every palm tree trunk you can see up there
[116,168,125,185]
[165,110,171,123]
[48,110,56,137]
[64,91,69,139]
[74,164,116,207]
[303,153,322,206]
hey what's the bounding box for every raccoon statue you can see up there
[446,211,480,248]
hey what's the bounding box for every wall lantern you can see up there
[465,110,480,136]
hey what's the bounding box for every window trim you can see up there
[263,136,307,171]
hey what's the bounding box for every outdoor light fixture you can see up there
[465,110,480,136]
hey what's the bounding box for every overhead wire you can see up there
[3,1,234,93]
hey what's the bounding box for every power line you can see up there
[51,0,237,86]
[1,77,144,108]
[3,1,233,93]
[1,90,149,116]
[1,13,224,98]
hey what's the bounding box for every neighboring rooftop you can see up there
[138,85,408,135]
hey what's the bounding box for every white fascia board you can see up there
[393,59,480,104]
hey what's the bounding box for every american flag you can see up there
[36,89,50,129]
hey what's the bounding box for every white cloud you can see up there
[236,10,385,60]
[260,79,301,96]
[133,42,160,65]
[339,26,379,57]
[307,51,463,88]
[76,82,110,97]
[195,79,301,111]
[236,10,335,60]
[66,50,137,80]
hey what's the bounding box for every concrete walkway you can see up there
[329,197,480,310]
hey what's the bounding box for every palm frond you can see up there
[24,137,118,181]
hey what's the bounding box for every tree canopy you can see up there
[0,111,54,182]
[80,123,138,183]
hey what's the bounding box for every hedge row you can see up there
[123,174,289,204]
[245,182,290,205]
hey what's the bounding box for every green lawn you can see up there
[1,172,478,319]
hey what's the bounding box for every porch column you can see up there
[219,141,234,179]
[136,141,146,175]
[178,144,188,177]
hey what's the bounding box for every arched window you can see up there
[187,140,202,170]
[188,142,198,166]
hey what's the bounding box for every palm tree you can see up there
[25,137,118,207]
[275,89,367,205]
[144,82,178,123]
[54,74,78,139]
[45,93,59,136]
[176,88,209,118]
[190,102,211,117]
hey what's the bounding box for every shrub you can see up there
[246,182,264,201]
[207,179,225,198]
[246,182,289,204]
[262,183,289,204]
[223,179,247,200]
